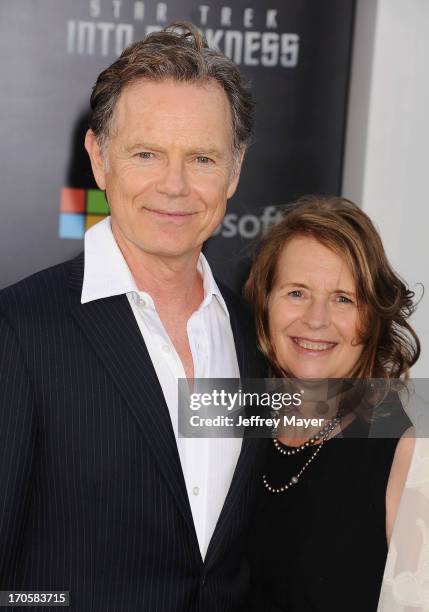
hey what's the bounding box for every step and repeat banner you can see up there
[0,0,355,291]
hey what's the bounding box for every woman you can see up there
[244,196,420,612]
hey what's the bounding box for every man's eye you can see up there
[196,156,211,164]
[288,290,303,298]
[137,152,154,159]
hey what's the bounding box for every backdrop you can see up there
[0,0,355,291]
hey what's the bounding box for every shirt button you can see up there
[138,297,147,307]
[162,344,171,353]
[193,486,199,496]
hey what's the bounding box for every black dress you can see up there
[246,402,411,612]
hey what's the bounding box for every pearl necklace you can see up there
[262,413,342,494]
[272,414,340,455]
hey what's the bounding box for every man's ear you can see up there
[226,149,245,199]
[84,129,107,190]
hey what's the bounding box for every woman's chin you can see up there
[283,365,334,380]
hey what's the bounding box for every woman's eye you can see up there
[288,290,303,298]
[337,295,353,304]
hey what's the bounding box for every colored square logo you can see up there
[87,189,109,214]
[85,214,108,230]
[60,187,85,213]
[58,188,110,239]
[59,213,85,239]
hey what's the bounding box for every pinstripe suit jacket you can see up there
[0,252,267,611]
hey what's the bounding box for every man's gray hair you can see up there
[89,21,255,161]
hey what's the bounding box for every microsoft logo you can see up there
[59,187,109,239]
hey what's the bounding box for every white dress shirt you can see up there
[81,217,242,558]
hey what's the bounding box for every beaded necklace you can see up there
[262,412,342,494]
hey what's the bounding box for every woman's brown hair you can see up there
[244,196,420,379]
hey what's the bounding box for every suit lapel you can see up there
[68,253,265,566]
[68,253,197,538]
[204,288,266,568]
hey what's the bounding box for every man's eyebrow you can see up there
[189,148,224,157]
[125,142,161,153]
[125,142,224,157]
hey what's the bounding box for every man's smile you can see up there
[142,206,198,221]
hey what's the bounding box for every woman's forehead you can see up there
[274,235,356,289]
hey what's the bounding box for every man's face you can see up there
[85,78,243,259]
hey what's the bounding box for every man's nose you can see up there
[301,297,330,329]
[156,159,190,197]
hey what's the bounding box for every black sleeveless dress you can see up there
[246,402,411,612]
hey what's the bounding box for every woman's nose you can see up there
[301,298,330,329]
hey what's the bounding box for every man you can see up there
[0,22,266,611]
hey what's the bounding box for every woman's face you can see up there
[268,235,364,379]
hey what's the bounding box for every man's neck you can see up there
[111,221,203,310]
[111,220,205,379]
